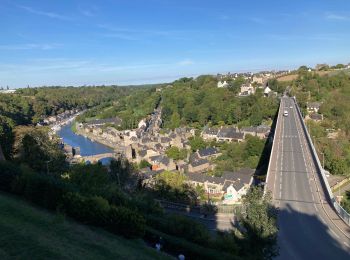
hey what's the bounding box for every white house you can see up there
[264,86,272,96]
[138,119,147,129]
[217,80,229,88]
[239,84,255,96]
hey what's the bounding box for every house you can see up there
[315,64,329,71]
[264,86,272,97]
[86,117,122,127]
[197,147,221,159]
[222,169,254,203]
[149,155,176,171]
[239,84,255,96]
[188,158,211,173]
[252,75,264,84]
[217,80,229,88]
[186,174,223,195]
[307,102,322,113]
[138,119,147,129]
[217,127,244,142]
[0,89,16,94]
[201,127,219,140]
[241,125,270,139]
[256,125,271,138]
[309,113,323,122]
[185,168,255,202]
[176,160,188,173]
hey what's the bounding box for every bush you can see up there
[147,214,210,246]
[62,192,145,239]
[62,192,110,226]
[144,228,235,260]
[12,167,73,210]
[0,161,21,192]
[107,206,146,238]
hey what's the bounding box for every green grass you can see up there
[0,192,169,260]
[70,121,77,133]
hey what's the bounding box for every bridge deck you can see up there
[266,97,350,259]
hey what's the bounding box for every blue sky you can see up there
[1,0,350,87]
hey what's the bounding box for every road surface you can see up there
[270,97,350,259]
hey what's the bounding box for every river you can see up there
[57,122,114,161]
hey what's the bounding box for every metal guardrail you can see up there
[292,97,350,226]
[264,99,282,195]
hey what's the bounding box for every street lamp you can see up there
[321,152,325,169]
[45,160,52,175]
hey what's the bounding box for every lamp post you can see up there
[321,152,325,169]
[45,160,52,175]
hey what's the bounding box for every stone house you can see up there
[239,83,255,96]
[188,158,211,173]
[307,102,322,113]
[149,155,176,171]
[197,147,221,159]
[217,80,229,88]
[217,127,244,142]
[201,127,219,140]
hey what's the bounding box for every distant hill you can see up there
[0,192,168,260]
[277,69,350,82]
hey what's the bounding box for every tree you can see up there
[165,147,187,160]
[240,187,279,259]
[68,163,109,194]
[0,116,15,159]
[14,126,66,174]
[170,111,181,129]
[109,158,133,187]
[189,136,207,152]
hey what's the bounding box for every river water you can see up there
[57,122,114,157]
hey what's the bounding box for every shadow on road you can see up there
[277,203,350,260]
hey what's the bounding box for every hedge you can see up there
[0,161,21,192]
[144,227,236,260]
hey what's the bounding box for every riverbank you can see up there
[57,122,114,157]
[73,125,118,151]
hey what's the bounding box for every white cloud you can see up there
[0,43,61,50]
[100,33,137,41]
[326,13,350,21]
[177,59,195,66]
[18,5,72,20]
[78,5,98,17]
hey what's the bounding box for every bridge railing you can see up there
[292,97,350,226]
[264,98,282,195]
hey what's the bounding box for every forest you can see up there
[161,75,278,129]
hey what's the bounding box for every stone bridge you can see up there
[80,153,118,163]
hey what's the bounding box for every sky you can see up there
[1,0,350,87]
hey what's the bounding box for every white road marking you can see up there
[313,204,319,212]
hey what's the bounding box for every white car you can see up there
[283,110,289,116]
[290,106,293,109]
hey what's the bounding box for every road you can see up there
[270,97,350,259]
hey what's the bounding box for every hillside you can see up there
[0,192,169,260]
[277,69,350,82]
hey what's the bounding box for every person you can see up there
[155,243,161,252]
[178,254,185,260]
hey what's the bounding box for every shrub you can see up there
[147,214,210,246]
[0,161,21,192]
[107,206,146,238]
[62,192,110,226]
[12,167,73,210]
[144,228,234,260]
